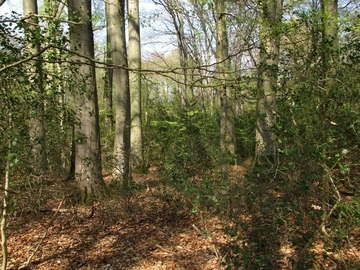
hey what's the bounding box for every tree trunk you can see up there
[255,0,282,161]
[23,0,48,179]
[128,0,144,170]
[104,2,114,131]
[176,2,188,110]
[107,0,131,184]
[320,0,338,241]
[67,0,105,202]
[1,116,11,270]
[215,0,236,179]
[321,0,338,70]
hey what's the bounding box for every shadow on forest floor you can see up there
[2,166,360,269]
[2,171,227,270]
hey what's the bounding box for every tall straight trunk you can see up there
[320,0,338,244]
[128,0,144,169]
[104,2,114,131]
[215,0,235,179]
[67,0,104,202]
[23,0,48,179]
[43,0,67,174]
[176,3,188,110]
[255,0,282,160]
[107,0,131,184]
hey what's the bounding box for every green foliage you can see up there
[235,111,256,158]
[1,1,360,268]
[145,103,218,181]
[1,10,73,183]
[220,4,360,268]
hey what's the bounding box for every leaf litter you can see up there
[2,171,228,270]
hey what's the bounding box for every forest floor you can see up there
[3,168,231,270]
[3,165,360,269]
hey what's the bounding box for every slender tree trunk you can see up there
[43,0,67,174]
[216,3,227,179]
[128,0,144,169]
[67,124,76,181]
[23,0,48,179]
[176,2,188,110]
[67,0,105,202]
[104,2,113,131]
[215,0,236,179]
[255,0,282,161]
[320,0,338,239]
[321,0,338,70]
[107,0,131,184]
[1,116,11,270]
[158,0,188,110]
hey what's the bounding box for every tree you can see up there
[104,1,114,131]
[152,0,189,110]
[23,0,48,179]
[321,0,338,70]
[255,0,282,160]
[67,0,105,202]
[42,0,69,175]
[128,0,144,169]
[318,0,338,255]
[107,0,131,184]
[214,0,236,179]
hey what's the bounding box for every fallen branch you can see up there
[40,205,94,219]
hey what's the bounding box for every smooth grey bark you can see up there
[67,0,104,201]
[128,0,144,169]
[255,0,282,160]
[215,0,236,179]
[107,0,131,184]
[104,2,114,131]
[23,0,48,179]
